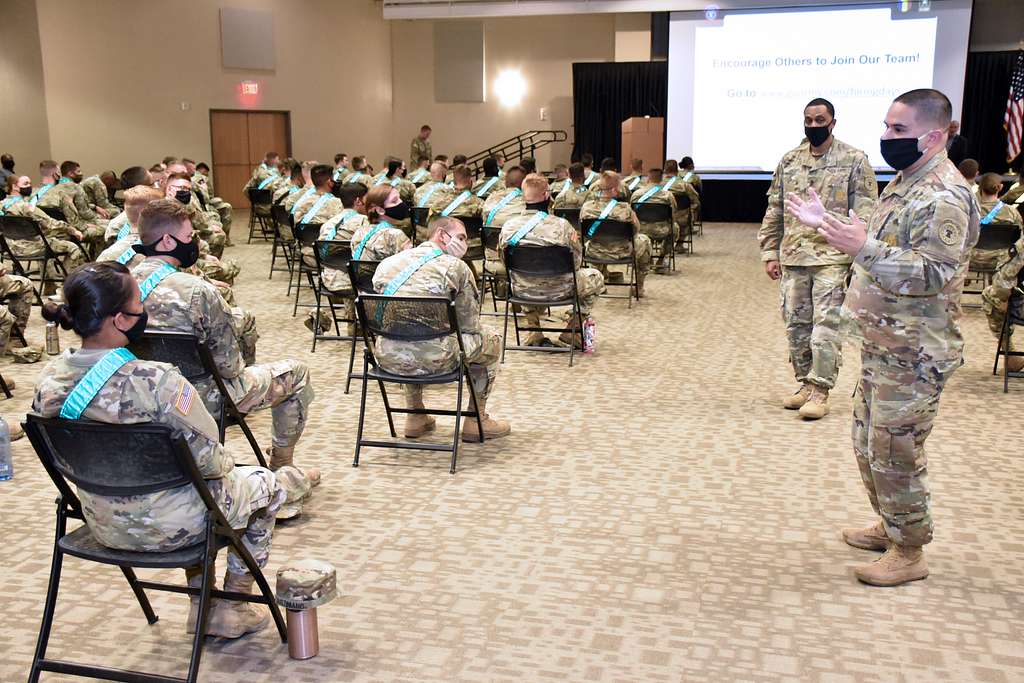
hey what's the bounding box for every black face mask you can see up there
[383,201,409,221]
[72,174,83,184]
[526,199,550,212]
[137,232,200,269]
[174,190,192,205]
[880,135,924,171]
[116,310,148,344]
[19,186,32,197]
[804,125,831,147]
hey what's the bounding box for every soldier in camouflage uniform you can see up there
[499,173,604,348]
[371,159,416,205]
[679,156,702,193]
[470,157,504,200]
[32,261,285,638]
[970,173,1023,271]
[407,156,433,187]
[164,170,227,258]
[551,163,590,211]
[630,167,678,273]
[1000,168,1024,205]
[80,171,119,217]
[339,156,373,189]
[132,200,318,480]
[787,89,979,586]
[581,171,653,297]
[188,160,233,238]
[243,151,281,193]
[414,162,451,208]
[349,186,412,263]
[2,175,88,278]
[548,164,570,196]
[0,265,36,365]
[982,233,1024,373]
[32,161,107,254]
[760,97,878,420]
[409,125,433,171]
[372,215,510,442]
[421,164,483,246]
[622,159,645,195]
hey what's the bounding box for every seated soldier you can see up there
[471,157,503,200]
[166,161,227,258]
[341,155,372,188]
[243,151,280,192]
[131,200,319,479]
[331,152,349,182]
[372,216,510,442]
[498,173,605,348]
[104,166,153,241]
[373,158,416,204]
[185,158,233,237]
[273,161,305,208]
[581,171,653,295]
[481,166,528,285]
[971,173,1024,272]
[630,167,678,273]
[292,164,343,226]
[33,262,287,638]
[551,162,589,210]
[0,263,38,368]
[445,154,468,185]
[520,157,537,175]
[662,160,700,248]
[283,161,317,213]
[59,161,114,246]
[586,159,629,201]
[2,174,88,281]
[164,172,240,285]
[548,163,570,196]
[420,164,483,244]
[81,170,119,217]
[33,160,106,255]
[580,153,599,190]
[350,185,413,262]
[623,158,645,194]
[983,231,1024,373]
[413,161,450,208]
[679,156,702,192]
[1000,168,1024,205]
[408,156,432,186]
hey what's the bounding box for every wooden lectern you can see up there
[621,117,664,170]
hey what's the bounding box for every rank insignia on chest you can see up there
[835,190,847,204]
[938,221,962,247]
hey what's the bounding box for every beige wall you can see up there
[33,0,392,175]
[0,0,52,175]
[390,15,615,171]
[614,13,651,62]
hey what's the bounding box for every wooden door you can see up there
[209,110,291,208]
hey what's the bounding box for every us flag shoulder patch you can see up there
[175,380,195,415]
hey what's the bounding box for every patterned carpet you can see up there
[1,221,1021,683]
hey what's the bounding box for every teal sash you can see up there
[635,185,661,205]
[410,169,429,183]
[0,196,20,214]
[116,240,141,265]
[59,348,137,420]
[332,168,344,182]
[58,177,72,185]
[139,262,177,301]
[587,199,618,237]
[662,176,679,191]
[345,172,364,184]
[382,247,443,295]
[116,222,132,241]
[441,191,472,217]
[257,172,279,190]
[475,176,500,197]
[299,192,332,225]
[30,183,55,206]
[290,186,316,215]
[417,183,442,208]
[324,210,357,242]
[353,223,387,259]
[507,211,547,247]
[584,171,598,187]
[627,176,642,191]
[682,172,694,182]
[485,189,522,226]
[288,185,300,195]
[981,201,1004,225]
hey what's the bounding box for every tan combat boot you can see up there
[842,521,891,551]
[636,271,646,299]
[798,385,830,420]
[461,398,511,442]
[266,445,321,487]
[205,571,269,639]
[782,383,812,410]
[522,310,546,346]
[854,544,928,586]
[185,564,214,635]
[403,387,436,438]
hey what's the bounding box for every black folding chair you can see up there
[245,188,274,243]
[581,218,639,308]
[128,331,267,467]
[310,240,363,393]
[965,222,1021,298]
[347,258,381,296]
[0,215,76,305]
[352,294,483,474]
[632,202,676,272]
[993,264,1024,392]
[269,203,295,283]
[411,207,430,245]
[553,208,581,236]
[479,224,504,314]
[502,244,584,366]
[39,206,66,223]
[671,191,694,254]
[291,222,322,316]
[24,416,286,683]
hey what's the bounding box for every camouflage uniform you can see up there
[579,197,652,280]
[680,170,702,193]
[498,210,604,316]
[104,211,128,242]
[276,559,337,609]
[844,150,978,547]
[407,168,432,187]
[372,243,501,400]
[283,185,315,213]
[629,182,679,252]
[470,175,503,201]
[549,178,571,196]
[970,197,1023,271]
[480,188,527,282]
[132,258,314,449]
[0,195,87,276]
[348,219,408,266]
[0,272,33,356]
[81,175,117,216]
[621,174,645,195]
[420,186,483,244]
[373,175,416,204]
[242,163,278,193]
[759,137,878,390]
[340,171,372,190]
[551,182,589,211]
[1000,181,1024,205]
[982,234,1024,348]
[32,349,284,574]
[414,180,447,207]
[192,171,233,236]
[184,195,226,258]
[305,212,380,332]
[44,179,107,248]
[409,136,433,171]
[661,177,700,242]
[292,190,343,226]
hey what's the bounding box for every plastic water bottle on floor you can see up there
[0,417,13,481]
[582,316,596,354]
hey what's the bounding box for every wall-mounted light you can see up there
[494,69,526,107]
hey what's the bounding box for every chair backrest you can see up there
[411,207,430,229]
[347,259,381,293]
[975,222,1021,251]
[40,206,66,222]
[294,222,322,247]
[460,215,483,240]
[553,208,581,231]
[247,188,272,206]
[355,294,458,345]
[128,331,211,386]
[632,202,673,223]
[581,218,634,245]
[314,239,352,274]
[271,203,293,229]
[670,191,692,210]
[0,215,44,241]
[503,244,575,278]
[24,415,192,498]
[481,224,501,251]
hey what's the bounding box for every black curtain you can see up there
[962,50,1021,174]
[571,62,667,168]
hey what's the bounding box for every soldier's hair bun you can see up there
[43,262,135,339]
[41,302,75,330]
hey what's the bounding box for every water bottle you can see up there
[45,321,60,355]
[0,417,13,481]
[582,316,596,354]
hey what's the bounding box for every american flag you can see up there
[1007,50,1024,162]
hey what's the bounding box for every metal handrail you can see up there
[464,130,568,175]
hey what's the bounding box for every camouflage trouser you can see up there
[203,229,227,259]
[10,238,87,280]
[79,222,107,250]
[969,247,1008,273]
[852,350,955,547]
[780,264,849,389]
[638,221,674,262]
[982,248,1024,347]
[232,307,259,365]
[516,267,604,318]
[0,274,32,354]
[227,359,314,448]
[198,256,240,285]
[210,198,233,235]
[210,465,285,574]
[403,332,502,403]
